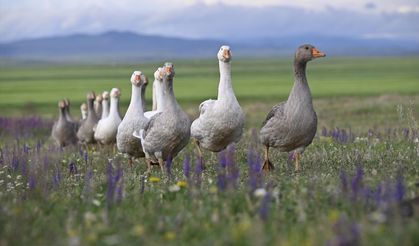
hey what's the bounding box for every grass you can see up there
[0,57,418,116]
[0,57,418,245]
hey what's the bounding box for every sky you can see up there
[0,0,418,43]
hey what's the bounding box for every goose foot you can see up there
[262,159,275,173]
[261,146,274,173]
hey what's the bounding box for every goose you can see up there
[77,91,99,144]
[63,98,74,123]
[101,91,110,119]
[259,44,326,172]
[80,103,88,120]
[116,71,149,163]
[94,94,103,118]
[191,45,245,168]
[144,67,164,119]
[51,100,78,147]
[135,63,191,173]
[94,88,122,144]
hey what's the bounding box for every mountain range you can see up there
[0,31,418,63]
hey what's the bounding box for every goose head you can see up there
[217,45,232,62]
[110,88,121,98]
[162,62,175,79]
[154,67,163,81]
[87,91,96,102]
[102,91,110,100]
[58,100,66,110]
[80,103,88,119]
[295,44,326,63]
[95,94,103,104]
[130,71,148,87]
[63,98,70,108]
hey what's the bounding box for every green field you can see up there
[1,57,418,118]
[0,57,419,245]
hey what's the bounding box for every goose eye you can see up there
[305,46,309,50]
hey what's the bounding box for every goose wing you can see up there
[199,99,216,115]
[262,101,286,127]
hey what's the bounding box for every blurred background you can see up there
[0,0,418,130]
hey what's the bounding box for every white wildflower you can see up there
[92,199,101,207]
[253,188,267,198]
[169,185,181,192]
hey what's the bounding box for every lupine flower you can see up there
[194,156,203,184]
[339,170,348,194]
[84,152,88,165]
[11,153,19,171]
[328,215,360,246]
[394,174,405,203]
[69,161,77,175]
[53,165,62,187]
[183,153,191,179]
[351,166,364,200]
[259,193,271,221]
[28,175,36,190]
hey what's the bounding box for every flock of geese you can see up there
[51,44,326,173]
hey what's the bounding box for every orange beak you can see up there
[165,66,172,74]
[223,49,231,59]
[312,48,326,58]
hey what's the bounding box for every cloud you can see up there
[0,0,418,43]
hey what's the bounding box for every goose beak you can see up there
[165,66,173,74]
[223,49,231,59]
[312,48,326,58]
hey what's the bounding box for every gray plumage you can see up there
[141,63,191,162]
[191,45,245,152]
[117,71,149,158]
[77,92,99,144]
[51,100,77,147]
[260,44,326,171]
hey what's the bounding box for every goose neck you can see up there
[286,60,313,110]
[109,97,119,116]
[101,100,109,118]
[218,60,234,101]
[141,83,147,112]
[127,84,144,115]
[161,77,177,110]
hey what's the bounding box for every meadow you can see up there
[0,57,418,245]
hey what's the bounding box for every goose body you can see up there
[260,44,325,172]
[191,45,245,153]
[117,71,149,158]
[77,92,99,144]
[94,88,122,144]
[138,63,191,171]
[51,100,77,147]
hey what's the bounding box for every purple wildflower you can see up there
[395,174,405,202]
[259,193,271,221]
[322,127,328,136]
[83,168,93,195]
[69,161,77,175]
[84,151,88,165]
[329,215,360,246]
[218,150,227,169]
[183,153,191,179]
[351,166,364,200]
[11,153,19,171]
[53,165,62,187]
[339,170,348,193]
[247,147,262,191]
[217,170,227,192]
[29,175,37,190]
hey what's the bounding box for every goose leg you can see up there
[194,139,205,170]
[128,157,133,169]
[294,153,301,173]
[146,160,152,174]
[262,146,274,172]
[158,158,165,174]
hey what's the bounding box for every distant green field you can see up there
[0,57,418,117]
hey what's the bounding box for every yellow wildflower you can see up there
[164,231,176,241]
[176,181,187,188]
[131,225,144,237]
[149,177,160,183]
